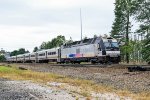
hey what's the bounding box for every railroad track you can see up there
[8,63,117,67]
[3,63,150,72]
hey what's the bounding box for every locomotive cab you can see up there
[103,37,120,63]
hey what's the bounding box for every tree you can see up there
[52,35,66,47]
[40,42,47,49]
[66,37,73,44]
[111,0,129,63]
[18,48,26,54]
[134,0,150,63]
[0,55,6,62]
[40,35,66,49]
[10,48,29,56]
[111,0,126,37]
[142,33,150,63]
[111,0,141,63]
[10,50,18,56]
[33,47,38,52]
[93,34,98,38]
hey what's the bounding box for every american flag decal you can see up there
[75,53,82,58]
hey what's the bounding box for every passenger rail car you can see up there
[7,37,121,64]
[30,52,36,62]
[36,48,59,63]
[16,54,24,63]
[24,53,30,63]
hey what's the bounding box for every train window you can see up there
[31,55,35,57]
[111,42,119,48]
[48,52,56,55]
[53,52,56,55]
[98,43,101,50]
[48,52,51,55]
[49,52,51,55]
[39,53,45,56]
[104,42,119,50]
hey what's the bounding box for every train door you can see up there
[35,53,38,63]
[93,44,98,56]
[29,54,30,61]
[98,39,106,56]
[16,56,17,63]
[97,43,102,56]
[23,55,25,63]
[57,48,61,63]
[46,51,47,59]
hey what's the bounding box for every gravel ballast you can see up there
[0,78,132,100]
[0,78,79,100]
[15,64,150,92]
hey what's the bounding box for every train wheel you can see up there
[78,62,81,64]
[71,61,74,64]
[107,61,112,65]
[91,61,96,64]
[65,60,70,64]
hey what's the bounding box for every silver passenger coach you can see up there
[7,37,120,64]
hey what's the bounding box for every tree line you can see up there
[33,35,73,52]
[10,35,91,56]
[10,35,69,56]
[111,0,150,63]
[10,48,29,56]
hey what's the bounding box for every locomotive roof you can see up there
[63,37,117,48]
[102,38,117,42]
[36,47,59,53]
[63,37,98,48]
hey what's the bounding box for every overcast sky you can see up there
[0,0,115,52]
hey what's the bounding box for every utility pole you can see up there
[80,8,83,41]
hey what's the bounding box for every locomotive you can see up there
[7,37,121,64]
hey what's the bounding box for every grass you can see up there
[0,65,150,99]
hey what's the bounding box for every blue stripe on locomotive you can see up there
[69,54,76,58]
[68,54,83,58]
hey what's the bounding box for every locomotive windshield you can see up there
[104,42,119,51]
